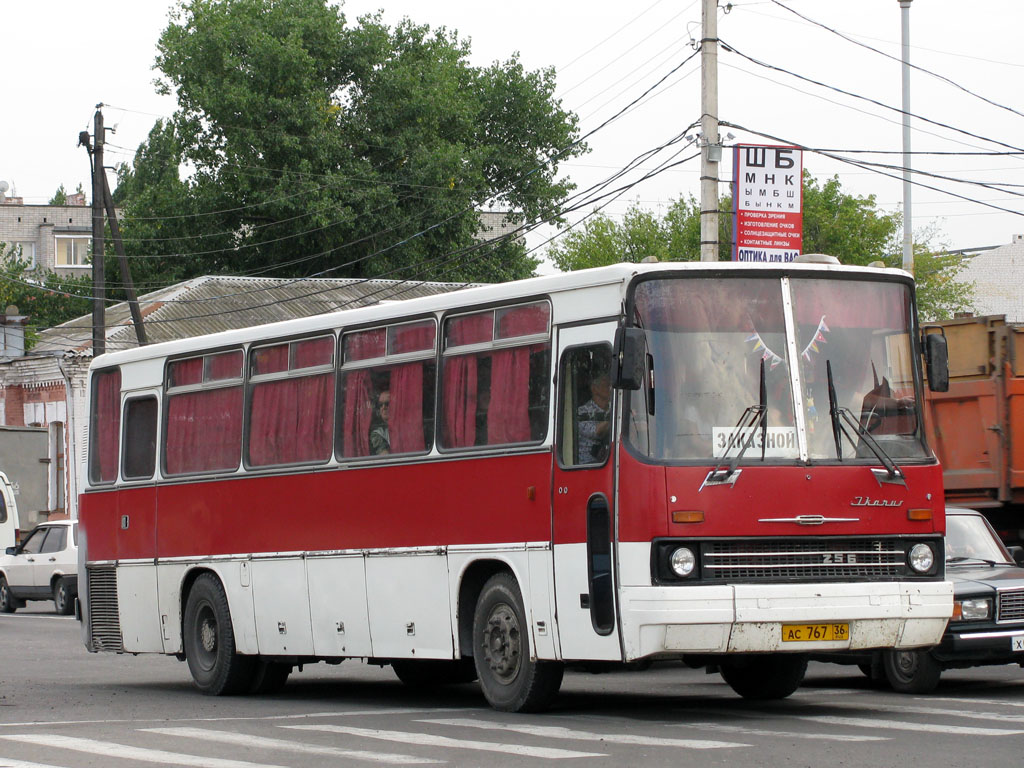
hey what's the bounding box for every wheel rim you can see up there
[481,600,521,684]
[193,603,218,672]
[0,583,8,608]
[891,650,917,681]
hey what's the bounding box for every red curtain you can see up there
[208,350,243,380]
[169,357,203,387]
[443,313,491,448]
[91,369,121,483]
[390,362,424,454]
[249,373,334,466]
[340,371,373,457]
[165,387,243,474]
[252,344,288,375]
[488,348,530,444]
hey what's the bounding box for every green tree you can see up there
[116,0,584,287]
[0,244,93,348]
[48,184,68,206]
[545,171,973,318]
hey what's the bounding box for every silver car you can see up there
[0,520,78,615]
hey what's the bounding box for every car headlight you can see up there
[669,547,697,577]
[908,543,935,573]
[953,597,992,621]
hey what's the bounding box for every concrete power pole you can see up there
[90,106,106,357]
[700,0,721,262]
[899,0,914,273]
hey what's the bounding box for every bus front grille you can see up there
[701,539,908,582]
[87,565,123,653]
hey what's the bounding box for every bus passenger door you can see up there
[552,324,623,661]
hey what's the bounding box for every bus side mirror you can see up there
[924,331,949,393]
[613,327,645,390]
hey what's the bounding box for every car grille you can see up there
[87,565,123,652]
[701,539,905,581]
[997,588,1024,623]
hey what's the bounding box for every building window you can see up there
[6,242,36,269]
[55,236,90,267]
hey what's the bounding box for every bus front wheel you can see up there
[719,654,807,700]
[472,572,563,712]
[183,573,254,695]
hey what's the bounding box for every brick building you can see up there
[0,191,94,278]
[956,235,1024,322]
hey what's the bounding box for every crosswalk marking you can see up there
[679,722,887,742]
[826,699,1024,725]
[282,724,605,759]
[417,718,748,749]
[0,758,75,768]
[922,695,1024,710]
[789,715,1024,736]
[0,734,291,768]
[143,727,440,765]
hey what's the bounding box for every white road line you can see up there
[0,734,291,768]
[922,695,1024,709]
[143,727,440,765]
[825,699,1024,725]
[0,708,467,729]
[417,718,747,749]
[679,722,887,742]
[0,758,76,768]
[789,715,1024,736]
[283,724,605,759]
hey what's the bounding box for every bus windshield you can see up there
[626,275,927,463]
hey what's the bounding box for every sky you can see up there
[3,0,1023,271]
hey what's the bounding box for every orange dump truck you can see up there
[923,315,1024,542]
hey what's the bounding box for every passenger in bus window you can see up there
[370,389,391,455]
[577,370,611,463]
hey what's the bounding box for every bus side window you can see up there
[339,321,436,459]
[123,397,158,480]
[442,302,551,449]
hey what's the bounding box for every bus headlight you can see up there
[669,547,697,577]
[908,543,935,573]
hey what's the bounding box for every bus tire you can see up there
[183,573,254,695]
[719,654,807,700]
[249,660,291,695]
[53,577,74,615]
[391,658,478,688]
[882,649,941,694]
[0,576,16,613]
[472,572,563,712]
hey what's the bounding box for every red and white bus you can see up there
[78,259,952,711]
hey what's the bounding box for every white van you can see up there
[0,472,19,552]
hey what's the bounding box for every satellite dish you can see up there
[0,181,9,194]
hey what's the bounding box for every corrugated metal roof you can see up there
[33,275,471,356]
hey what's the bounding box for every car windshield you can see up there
[626,274,928,464]
[946,514,1012,564]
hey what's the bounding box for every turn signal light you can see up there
[907,508,933,521]
[672,510,705,524]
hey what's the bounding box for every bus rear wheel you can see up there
[719,654,807,700]
[472,572,563,712]
[183,573,254,695]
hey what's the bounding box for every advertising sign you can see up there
[733,145,803,263]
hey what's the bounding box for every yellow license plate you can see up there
[781,623,849,642]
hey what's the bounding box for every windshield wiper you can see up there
[704,359,767,485]
[947,556,1004,567]
[825,359,905,484]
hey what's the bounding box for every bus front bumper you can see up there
[619,581,953,660]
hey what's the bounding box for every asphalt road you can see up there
[2,602,1023,767]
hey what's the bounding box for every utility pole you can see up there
[700,0,721,262]
[899,0,914,273]
[90,106,106,356]
[101,176,147,345]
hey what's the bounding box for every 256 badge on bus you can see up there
[781,622,849,642]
